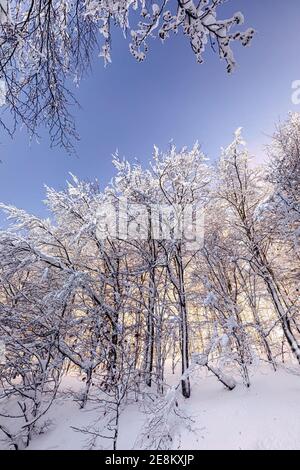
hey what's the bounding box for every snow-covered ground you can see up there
[181,367,300,450]
[2,366,298,451]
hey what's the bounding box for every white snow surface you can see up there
[1,367,300,450]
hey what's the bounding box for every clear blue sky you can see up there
[1,0,300,226]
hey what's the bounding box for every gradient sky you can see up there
[1,0,300,226]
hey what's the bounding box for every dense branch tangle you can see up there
[1,115,300,449]
[0,1,254,150]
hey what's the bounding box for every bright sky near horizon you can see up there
[1,0,300,226]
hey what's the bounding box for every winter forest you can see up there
[0,0,300,452]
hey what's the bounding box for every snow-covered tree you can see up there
[0,1,254,150]
[216,128,300,366]
[2,117,300,449]
[266,113,300,254]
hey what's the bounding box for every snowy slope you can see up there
[7,367,297,451]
